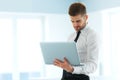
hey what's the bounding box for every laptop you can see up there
[40,42,81,66]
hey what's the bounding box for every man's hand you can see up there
[54,57,74,73]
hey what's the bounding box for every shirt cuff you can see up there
[72,66,82,74]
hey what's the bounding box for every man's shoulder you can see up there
[85,27,97,34]
[84,26,94,32]
[82,26,98,40]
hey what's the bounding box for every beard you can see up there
[75,22,87,32]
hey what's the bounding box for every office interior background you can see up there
[0,0,120,80]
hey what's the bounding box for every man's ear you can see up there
[85,14,88,20]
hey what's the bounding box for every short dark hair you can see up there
[69,2,87,16]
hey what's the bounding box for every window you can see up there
[0,18,13,73]
[98,8,120,77]
[88,8,120,79]
[0,13,45,80]
[109,12,120,75]
[16,18,42,72]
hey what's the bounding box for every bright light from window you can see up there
[0,18,14,73]
[16,18,43,72]
[110,14,120,75]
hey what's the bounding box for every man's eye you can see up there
[77,20,81,23]
[71,21,74,23]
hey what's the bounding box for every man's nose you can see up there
[74,22,78,27]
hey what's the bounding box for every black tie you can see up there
[74,30,81,43]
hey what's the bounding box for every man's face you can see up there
[70,14,88,32]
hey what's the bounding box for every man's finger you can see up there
[64,57,69,63]
[55,58,63,62]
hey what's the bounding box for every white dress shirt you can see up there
[68,26,99,75]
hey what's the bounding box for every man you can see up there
[54,2,99,80]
